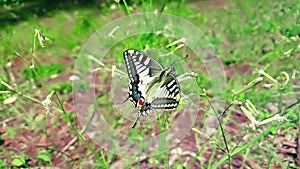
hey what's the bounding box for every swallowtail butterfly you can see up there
[123,49,181,128]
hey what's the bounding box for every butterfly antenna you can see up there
[170,54,189,67]
[174,54,188,64]
[132,112,141,128]
[122,96,129,104]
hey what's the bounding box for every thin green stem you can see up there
[165,152,170,169]
[122,0,131,15]
[0,79,42,104]
[150,0,154,12]
[54,94,108,167]
[212,99,300,168]
[32,30,37,67]
[213,127,272,169]
[202,93,232,168]
[207,145,217,168]
[278,85,284,112]
[160,0,168,13]
[218,102,234,117]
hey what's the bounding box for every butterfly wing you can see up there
[123,49,164,107]
[123,49,165,106]
[123,49,181,128]
[150,73,181,110]
[123,49,163,82]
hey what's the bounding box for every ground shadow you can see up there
[0,0,110,28]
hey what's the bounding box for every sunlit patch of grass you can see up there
[23,63,64,80]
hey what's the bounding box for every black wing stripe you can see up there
[151,98,179,110]
[124,51,138,81]
[123,49,181,112]
[164,74,180,97]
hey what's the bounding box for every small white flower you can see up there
[35,29,50,48]
[42,91,55,115]
[166,37,187,48]
[69,75,80,81]
[42,98,51,107]
[110,4,117,10]
[87,55,105,67]
[108,26,120,38]
[3,96,18,104]
[254,77,264,84]
[258,69,280,85]
[111,65,117,77]
[273,114,290,122]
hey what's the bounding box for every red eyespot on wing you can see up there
[139,98,144,105]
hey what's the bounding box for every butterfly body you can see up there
[123,49,181,128]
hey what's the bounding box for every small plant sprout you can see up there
[161,37,187,56]
[283,49,293,56]
[263,83,273,89]
[88,54,127,77]
[238,101,259,130]
[3,96,18,104]
[192,127,212,141]
[256,114,290,126]
[292,69,297,79]
[34,29,50,48]
[156,25,173,37]
[1,78,41,104]
[111,65,117,77]
[88,54,105,67]
[32,29,50,68]
[258,69,280,86]
[233,77,263,96]
[69,75,80,81]
[42,91,55,115]
[0,91,10,94]
[166,37,187,48]
[245,99,260,117]
[1,78,15,91]
[108,26,120,38]
[238,100,290,130]
[15,51,30,67]
[281,71,290,86]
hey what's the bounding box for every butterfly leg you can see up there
[176,72,198,82]
[132,112,142,128]
[114,96,129,106]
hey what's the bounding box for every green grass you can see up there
[0,0,299,168]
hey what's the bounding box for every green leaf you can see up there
[12,156,26,167]
[6,127,16,138]
[37,153,52,163]
[0,158,6,168]
[61,111,73,124]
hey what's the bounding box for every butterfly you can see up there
[123,49,181,128]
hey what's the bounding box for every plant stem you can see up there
[202,92,232,168]
[160,0,168,13]
[0,79,42,104]
[122,0,131,15]
[213,126,272,169]
[212,99,300,168]
[54,94,109,167]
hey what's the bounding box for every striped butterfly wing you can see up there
[123,49,164,107]
[123,49,163,82]
[123,49,181,124]
[150,73,181,110]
